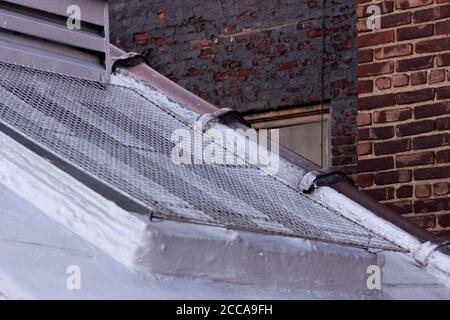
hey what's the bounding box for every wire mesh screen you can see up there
[0,61,403,251]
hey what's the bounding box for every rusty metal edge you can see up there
[109,45,441,244]
[110,46,217,114]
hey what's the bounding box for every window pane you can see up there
[278,121,328,167]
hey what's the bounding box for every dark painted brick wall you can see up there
[110,0,358,173]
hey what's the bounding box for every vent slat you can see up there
[3,0,106,26]
[0,0,109,83]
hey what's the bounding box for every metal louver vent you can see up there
[0,0,110,82]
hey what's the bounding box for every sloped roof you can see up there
[0,47,449,299]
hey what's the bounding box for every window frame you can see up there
[243,104,330,167]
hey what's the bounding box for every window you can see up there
[244,104,329,168]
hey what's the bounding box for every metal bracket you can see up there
[413,240,450,266]
[195,108,250,133]
[300,168,355,194]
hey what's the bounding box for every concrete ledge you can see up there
[135,220,381,295]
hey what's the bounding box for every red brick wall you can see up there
[356,0,450,235]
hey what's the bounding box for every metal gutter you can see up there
[109,45,442,244]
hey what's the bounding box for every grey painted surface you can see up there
[0,183,362,299]
[0,171,449,299]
